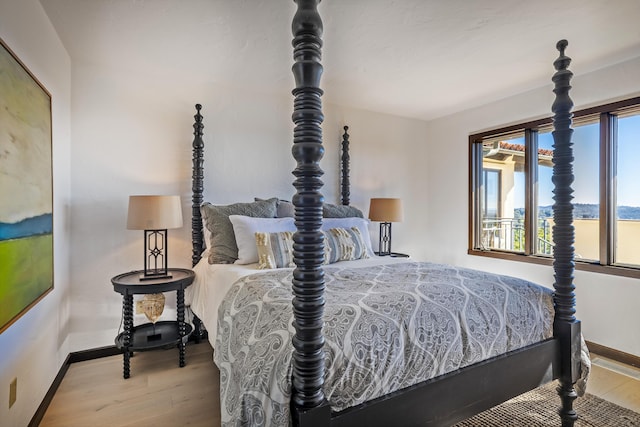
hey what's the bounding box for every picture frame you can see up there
[0,37,54,334]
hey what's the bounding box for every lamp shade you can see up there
[127,195,183,230]
[368,198,404,222]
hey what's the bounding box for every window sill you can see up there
[467,249,640,280]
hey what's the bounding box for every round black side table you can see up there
[111,268,195,379]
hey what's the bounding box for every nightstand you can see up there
[111,268,195,379]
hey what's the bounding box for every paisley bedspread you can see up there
[214,261,554,426]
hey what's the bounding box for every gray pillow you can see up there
[254,197,295,218]
[276,200,295,218]
[323,203,364,218]
[202,198,278,264]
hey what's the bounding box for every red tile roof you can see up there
[499,141,553,157]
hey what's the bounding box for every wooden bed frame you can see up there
[189,1,582,425]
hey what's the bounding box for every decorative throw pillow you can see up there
[321,217,375,257]
[256,231,295,269]
[324,227,369,263]
[201,198,278,264]
[323,203,364,218]
[275,200,295,218]
[255,227,369,269]
[229,215,296,265]
[254,197,295,218]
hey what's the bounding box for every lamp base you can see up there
[138,272,173,281]
[374,251,409,258]
[141,229,170,281]
[378,222,393,256]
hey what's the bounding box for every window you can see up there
[480,134,525,252]
[469,96,640,279]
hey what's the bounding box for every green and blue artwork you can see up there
[0,38,53,334]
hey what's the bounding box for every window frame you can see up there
[469,96,640,279]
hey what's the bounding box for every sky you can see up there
[513,114,640,210]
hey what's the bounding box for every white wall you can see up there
[0,1,72,426]
[421,56,640,357]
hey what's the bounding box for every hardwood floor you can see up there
[39,342,640,427]
[39,342,220,427]
[588,354,640,413]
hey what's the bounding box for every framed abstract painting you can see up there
[0,37,53,334]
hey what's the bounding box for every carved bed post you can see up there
[341,125,350,206]
[551,40,581,427]
[290,0,331,425]
[191,104,205,267]
[191,104,206,342]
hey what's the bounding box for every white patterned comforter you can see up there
[213,261,554,426]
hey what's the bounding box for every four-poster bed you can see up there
[187,1,583,425]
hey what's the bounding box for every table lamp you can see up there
[127,195,183,280]
[369,198,403,256]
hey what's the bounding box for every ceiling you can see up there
[40,0,640,121]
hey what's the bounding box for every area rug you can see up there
[454,383,640,426]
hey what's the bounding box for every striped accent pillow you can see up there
[324,227,369,263]
[255,227,369,269]
[256,231,295,269]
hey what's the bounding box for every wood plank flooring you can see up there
[588,354,640,413]
[39,342,640,427]
[39,342,220,427]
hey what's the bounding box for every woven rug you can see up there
[454,382,640,426]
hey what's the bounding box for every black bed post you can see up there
[341,125,350,206]
[191,103,206,342]
[191,104,205,266]
[290,0,331,426]
[551,40,581,427]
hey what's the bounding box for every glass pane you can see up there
[483,170,500,218]
[615,114,640,266]
[536,131,554,255]
[572,122,600,261]
[481,134,526,252]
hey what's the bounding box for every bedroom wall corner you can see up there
[0,1,72,426]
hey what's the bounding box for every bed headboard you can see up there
[188,112,353,268]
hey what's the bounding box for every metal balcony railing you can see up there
[481,217,553,254]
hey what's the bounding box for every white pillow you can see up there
[321,217,375,257]
[230,215,296,264]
